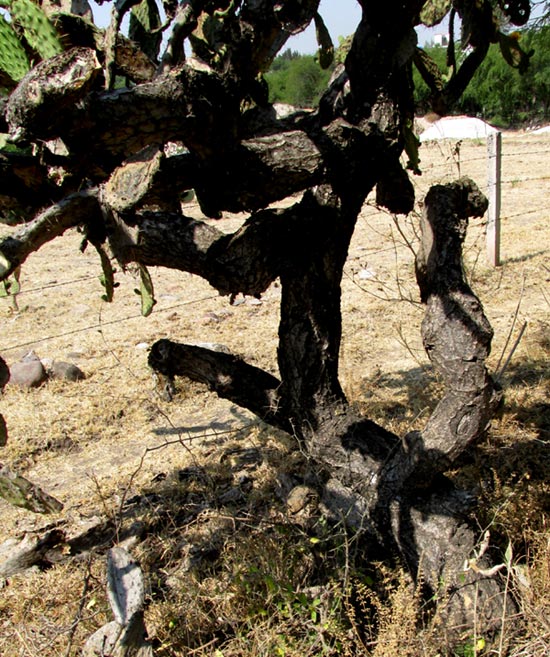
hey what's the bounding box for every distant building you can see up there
[433,33,449,47]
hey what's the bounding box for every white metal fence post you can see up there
[487,131,502,266]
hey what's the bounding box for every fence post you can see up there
[487,131,502,266]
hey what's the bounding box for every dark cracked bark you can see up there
[148,339,288,431]
[147,177,509,633]
[0,0,518,639]
[276,187,361,434]
[0,189,102,279]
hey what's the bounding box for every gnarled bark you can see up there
[0,0,517,643]
[149,339,288,431]
[0,189,101,279]
[147,177,508,631]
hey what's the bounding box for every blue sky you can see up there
[90,0,440,53]
[288,0,439,52]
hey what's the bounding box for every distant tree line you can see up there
[269,26,550,126]
[416,26,550,126]
[265,48,333,108]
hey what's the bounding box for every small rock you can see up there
[358,268,376,280]
[82,621,120,657]
[135,342,150,350]
[198,312,231,325]
[40,357,53,371]
[71,304,92,317]
[50,361,85,382]
[9,360,47,388]
[287,485,318,514]
[190,342,231,354]
[21,350,40,362]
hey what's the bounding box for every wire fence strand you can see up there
[2,294,219,353]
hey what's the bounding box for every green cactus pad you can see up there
[0,14,30,82]
[10,0,63,61]
[129,0,162,62]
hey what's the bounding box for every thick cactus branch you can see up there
[6,53,239,163]
[6,47,101,143]
[0,189,101,279]
[102,118,324,217]
[107,187,360,299]
[148,340,289,431]
[346,179,499,508]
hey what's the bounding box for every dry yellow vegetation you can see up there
[0,131,549,656]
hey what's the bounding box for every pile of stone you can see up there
[4,351,85,389]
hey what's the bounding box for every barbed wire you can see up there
[504,205,550,219]
[2,274,99,297]
[501,174,550,185]
[1,137,547,354]
[1,294,220,353]
[420,145,550,171]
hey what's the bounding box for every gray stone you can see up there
[40,357,53,371]
[9,360,47,388]
[70,304,92,317]
[21,350,40,362]
[190,342,231,354]
[287,485,319,514]
[50,361,85,382]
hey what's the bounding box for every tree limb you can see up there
[0,189,101,279]
[107,194,330,297]
[370,178,498,503]
[148,339,289,431]
[102,122,325,218]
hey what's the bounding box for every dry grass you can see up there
[0,130,549,656]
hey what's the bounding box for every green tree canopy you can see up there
[413,26,550,125]
[266,52,332,107]
[460,26,550,124]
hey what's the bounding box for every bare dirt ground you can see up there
[0,131,549,656]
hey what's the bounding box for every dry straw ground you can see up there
[0,131,549,656]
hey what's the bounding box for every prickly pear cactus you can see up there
[0,14,30,83]
[314,12,334,70]
[129,0,162,62]
[136,264,156,317]
[420,0,452,27]
[10,0,63,61]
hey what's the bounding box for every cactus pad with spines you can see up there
[129,0,162,63]
[10,0,63,61]
[0,14,30,83]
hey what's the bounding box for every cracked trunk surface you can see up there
[0,0,517,637]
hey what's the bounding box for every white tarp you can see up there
[419,116,499,141]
